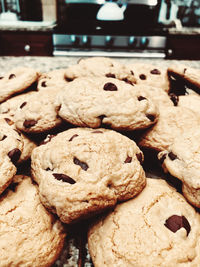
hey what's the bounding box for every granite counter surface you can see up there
[0,56,200,74]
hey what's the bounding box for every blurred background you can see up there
[0,0,200,59]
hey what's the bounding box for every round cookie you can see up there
[138,106,200,152]
[14,88,63,133]
[55,77,159,131]
[88,178,200,267]
[31,127,146,224]
[0,117,23,194]
[0,175,66,266]
[64,57,136,85]
[158,128,200,208]
[0,67,39,103]
[37,68,69,91]
[127,62,170,92]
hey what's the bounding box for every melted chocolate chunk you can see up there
[169,93,179,106]
[4,118,14,125]
[146,114,155,122]
[105,73,116,78]
[139,74,146,80]
[124,156,132,163]
[8,148,21,163]
[150,69,161,75]
[159,153,167,164]
[136,152,143,164]
[122,78,133,85]
[53,173,76,184]
[73,157,89,171]
[103,82,118,91]
[92,130,103,134]
[138,96,147,101]
[41,81,47,87]
[20,102,27,109]
[168,152,177,161]
[23,119,37,128]
[164,215,191,236]
[69,134,79,142]
[9,74,16,79]
[0,135,7,141]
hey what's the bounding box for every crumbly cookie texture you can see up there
[158,128,200,208]
[0,117,23,194]
[0,67,39,103]
[14,88,63,133]
[37,68,69,91]
[168,64,200,90]
[55,77,159,131]
[0,175,66,267]
[127,63,170,92]
[177,94,200,117]
[64,57,137,85]
[31,127,146,224]
[138,106,200,152]
[88,178,200,267]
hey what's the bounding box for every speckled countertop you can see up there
[0,56,200,74]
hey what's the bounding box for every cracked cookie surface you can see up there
[0,175,66,267]
[88,178,200,267]
[31,127,146,224]
[55,77,159,131]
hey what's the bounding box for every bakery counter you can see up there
[1,56,200,73]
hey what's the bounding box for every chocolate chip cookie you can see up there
[127,63,170,92]
[31,127,146,224]
[0,67,39,103]
[64,57,136,85]
[0,175,66,266]
[14,88,63,133]
[138,106,200,152]
[88,178,200,267]
[55,77,159,131]
[0,117,23,194]
[158,128,200,208]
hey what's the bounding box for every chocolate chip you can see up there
[150,69,161,75]
[41,81,47,87]
[92,130,103,133]
[130,70,134,75]
[53,173,76,184]
[168,152,177,161]
[9,74,16,79]
[8,148,21,163]
[73,157,89,171]
[69,134,78,142]
[122,78,133,85]
[146,114,155,122]
[98,114,106,124]
[9,182,19,192]
[139,74,146,80]
[0,76,4,79]
[136,152,143,164]
[23,119,37,128]
[103,82,118,91]
[4,118,14,125]
[20,102,27,109]
[45,167,51,171]
[124,156,132,163]
[183,68,187,74]
[138,96,147,101]
[164,215,191,236]
[0,135,7,141]
[105,73,116,78]
[169,93,179,106]
[159,153,167,164]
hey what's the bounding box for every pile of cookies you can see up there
[1,57,200,266]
